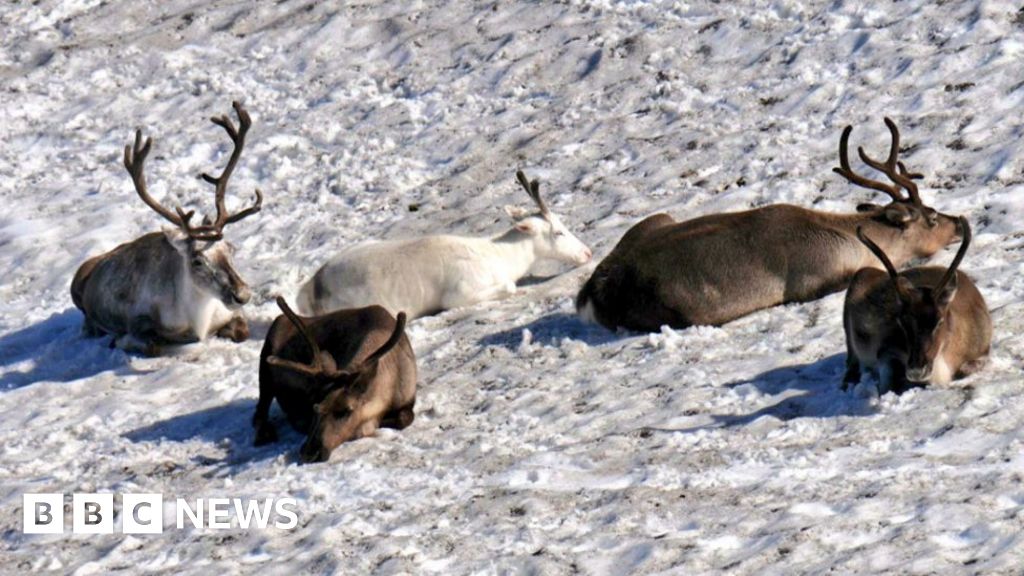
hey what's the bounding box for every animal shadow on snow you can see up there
[479,312,627,349]
[124,399,305,473]
[0,309,144,390]
[670,353,877,433]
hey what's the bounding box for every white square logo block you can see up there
[122,494,163,534]
[23,494,64,534]
[73,493,114,534]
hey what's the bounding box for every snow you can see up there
[2,0,1024,573]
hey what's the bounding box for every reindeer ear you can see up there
[936,274,958,306]
[504,205,530,220]
[883,203,916,226]
[164,229,191,254]
[514,219,539,234]
[896,276,915,300]
[318,351,339,375]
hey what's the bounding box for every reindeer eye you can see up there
[554,230,565,237]
[191,257,204,267]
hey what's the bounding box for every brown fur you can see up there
[843,222,991,392]
[578,204,960,332]
[253,303,418,463]
[578,119,962,332]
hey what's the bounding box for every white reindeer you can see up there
[297,171,592,319]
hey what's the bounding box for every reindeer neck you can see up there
[826,212,919,269]
[488,228,538,280]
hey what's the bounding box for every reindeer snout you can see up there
[578,247,593,264]
[231,286,252,306]
[300,440,328,463]
[906,366,931,383]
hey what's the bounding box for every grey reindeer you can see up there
[577,118,963,332]
[71,101,263,353]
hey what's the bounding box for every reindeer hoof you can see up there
[254,422,278,446]
[398,408,415,429]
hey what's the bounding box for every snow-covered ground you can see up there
[2,0,1024,573]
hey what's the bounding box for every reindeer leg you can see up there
[81,317,105,338]
[877,361,894,396]
[443,280,516,309]
[889,362,922,395]
[216,314,250,343]
[112,315,163,355]
[957,355,988,378]
[252,361,278,446]
[379,406,415,430]
[841,351,860,391]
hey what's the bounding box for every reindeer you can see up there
[296,170,592,318]
[577,118,963,332]
[252,297,417,463]
[843,218,991,394]
[71,101,263,353]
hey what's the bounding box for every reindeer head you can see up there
[858,216,971,384]
[123,101,262,309]
[266,297,407,463]
[170,236,252,308]
[505,170,592,266]
[834,118,961,257]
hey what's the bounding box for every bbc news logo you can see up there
[23,493,298,534]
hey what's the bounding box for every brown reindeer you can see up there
[71,101,263,353]
[843,217,991,393]
[253,297,417,463]
[577,118,962,332]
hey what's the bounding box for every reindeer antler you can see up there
[363,312,407,366]
[856,226,901,284]
[124,129,188,228]
[935,216,971,297]
[833,118,924,206]
[187,101,263,241]
[266,296,334,377]
[124,101,263,241]
[516,170,550,216]
[267,298,408,381]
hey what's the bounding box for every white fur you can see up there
[299,210,591,318]
[930,356,954,386]
[120,234,240,342]
[578,299,598,325]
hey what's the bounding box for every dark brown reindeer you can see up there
[843,218,991,394]
[577,118,963,332]
[253,297,417,463]
[71,101,263,353]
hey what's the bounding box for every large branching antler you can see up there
[516,170,550,217]
[833,118,924,206]
[186,101,263,241]
[124,129,187,228]
[122,101,262,242]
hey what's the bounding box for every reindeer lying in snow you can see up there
[844,218,991,394]
[296,170,592,318]
[577,118,963,332]
[253,297,417,463]
[71,101,263,353]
